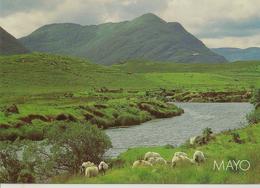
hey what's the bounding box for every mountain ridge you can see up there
[20,13,227,65]
[0,26,30,55]
[212,47,260,62]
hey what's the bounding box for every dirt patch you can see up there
[55,114,77,122]
[19,114,50,124]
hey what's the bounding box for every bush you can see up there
[247,108,260,124]
[46,122,112,174]
[251,89,260,107]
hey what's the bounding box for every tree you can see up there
[46,122,112,174]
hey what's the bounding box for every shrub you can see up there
[251,89,260,107]
[247,108,260,124]
[45,122,112,174]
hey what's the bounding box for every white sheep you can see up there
[174,151,188,158]
[98,161,109,175]
[85,166,99,178]
[154,157,167,165]
[193,150,205,164]
[132,160,153,168]
[80,161,95,174]
[144,152,161,161]
[190,136,199,145]
[147,156,167,165]
[171,155,194,167]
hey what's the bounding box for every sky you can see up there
[1,0,260,48]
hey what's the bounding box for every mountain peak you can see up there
[133,13,166,24]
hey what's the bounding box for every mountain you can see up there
[0,27,30,55]
[20,13,226,65]
[212,47,260,62]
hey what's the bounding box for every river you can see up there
[105,103,254,157]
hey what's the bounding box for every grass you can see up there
[1,53,260,183]
[57,123,260,184]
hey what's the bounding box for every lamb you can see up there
[171,155,194,167]
[85,166,99,178]
[193,150,205,164]
[144,152,161,161]
[132,160,153,168]
[98,161,109,175]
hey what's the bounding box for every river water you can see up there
[105,103,254,157]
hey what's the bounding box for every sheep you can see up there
[174,151,188,158]
[144,152,161,161]
[80,161,95,174]
[85,166,99,178]
[171,155,194,167]
[132,160,153,168]
[147,157,157,165]
[154,157,167,165]
[193,150,205,164]
[82,161,95,168]
[148,157,167,165]
[190,136,198,145]
[98,161,109,175]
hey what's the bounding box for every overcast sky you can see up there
[1,0,260,48]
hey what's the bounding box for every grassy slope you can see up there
[0,53,259,125]
[60,123,260,184]
[114,60,260,91]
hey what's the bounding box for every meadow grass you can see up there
[59,123,260,184]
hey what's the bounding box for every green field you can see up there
[0,53,260,183]
[55,122,260,184]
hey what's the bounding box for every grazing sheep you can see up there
[80,161,95,174]
[190,136,200,145]
[98,161,109,175]
[85,166,99,178]
[147,157,157,165]
[174,151,188,158]
[144,152,161,161]
[154,157,167,165]
[193,151,205,164]
[148,157,167,165]
[172,155,194,167]
[82,161,95,168]
[132,160,153,168]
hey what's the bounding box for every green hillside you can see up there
[20,13,226,65]
[0,27,30,55]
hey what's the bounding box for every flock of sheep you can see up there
[80,150,205,178]
[132,150,205,168]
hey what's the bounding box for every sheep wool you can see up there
[174,151,188,158]
[132,160,153,168]
[172,155,194,167]
[144,152,161,161]
[193,151,205,163]
[98,161,109,175]
[85,166,99,178]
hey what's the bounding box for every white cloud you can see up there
[202,35,260,48]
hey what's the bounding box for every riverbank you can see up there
[55,122,260,184]
[105,102,253,157]
[0,97,183,141]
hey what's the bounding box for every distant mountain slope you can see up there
[20,13,226,65]
[212,47,260,62]
[0,27,30,55]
